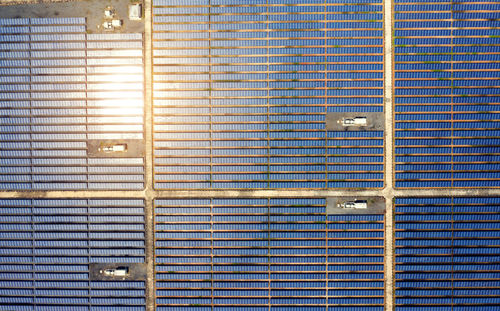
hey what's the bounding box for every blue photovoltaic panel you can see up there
[394,0,500,188]
[152,0,384,189]
[395,197,500,310]
[0,199,146,310]
[0,18,145,190]
[154,198,384,310]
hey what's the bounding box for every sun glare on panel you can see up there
[89,64,144,121]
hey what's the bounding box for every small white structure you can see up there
[112,19,123,28]
[129,4,143,20]
[338,200,368,209]
[104,7,115,18]
[341,117,367,127]
[103,21,112,30]
[99,143,127,153]
[100,267,129,277]
[102,20,123,31]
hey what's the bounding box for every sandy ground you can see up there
[0,0,78,5]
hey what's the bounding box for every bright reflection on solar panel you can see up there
[0,18,145,190]
[88,63,144,130]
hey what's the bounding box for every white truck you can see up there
[99,143,127,153]
[100,267,129,277]
[103,19,123,31]
[338,200,368,209]
[341,117,367,127]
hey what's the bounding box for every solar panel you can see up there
[395,197,500,310]
[394,0,500,188]
[0,18,145,190]
[154,198,385,310]
[0,198,146,310]
[152,0,385,189]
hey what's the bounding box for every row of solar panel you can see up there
[154,109,377,117]
[0,26,85,34]
[156,182,384,189]
[155,23,383,31]
[156,258,382,265]
[154,173,382,178]
[396,80,500,87]
[396,123,500,130]
[155,0,383,4]
[156,167,381,173]
[153,32,383,40]
[153,74,383,82]
[1,52,142,59]
[1,61,142,68]
[396,93,500,101]
[396,31,500,38]
[0,184,146,190]
[154,53,383,61]
[156,130,382,137]
[154,48,382,57]
[1,107,142,113]
[0,27,140,37]
[396,21,500,28]
[396,130,498,137]
[155,91,382,97]
[154,127,380,135]
[156,259,383,266]
[395,0,498,2]
[154,14,384,23]
[154,82,383,89]
[157,289,382,294]
[155,67,382,75]
[154,174,383,187]
[0,18,85,25]
[0,42,143,49]
[396,3,500,10]
[1,70,142,78]
[396,113,500,120]
[396,11,500,19]
[155,141,381,148]
[154,5,382,14]
[0,35,144,43]
[153,100,384,108]
[1,125,142,132]
[156,115,360,123]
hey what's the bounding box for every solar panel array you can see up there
[152,0,385,189]
[4,0,500,310]
[154,198,385,310]
[0,198,146,311]
[395,197,500,310]
[0,18,144,190]
[394,0,500,188]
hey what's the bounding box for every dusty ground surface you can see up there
[0,0,78,5]
[0,0,144,34]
